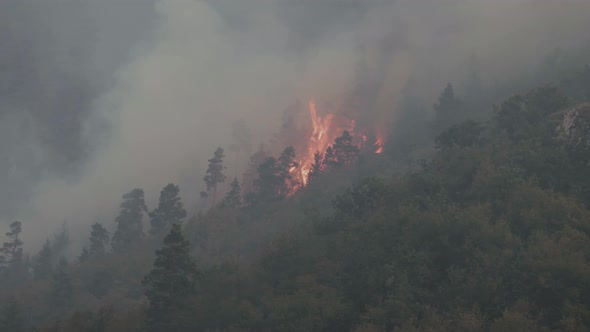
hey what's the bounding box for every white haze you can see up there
[7,0,590,252]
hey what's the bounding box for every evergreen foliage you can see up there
[112,188,148,252]
[142,224,199,332]
[149,184,187,235]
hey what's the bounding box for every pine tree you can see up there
[112,188,148,253]
[33,240,53,280]
[253,157,282,202]
[52,257,73,306]
[149,184,187,235]
[52,223,70,260]
[242,144,267,193]
[142,224,199,332]
[433,83,463,133]
[223,177,242,208]
[78,247,90,263]
[0,298,24,332]
[325,131,359,167]
[89,222,110,257]
[277,146,299,196]
[308,151,324,183]
[0,221,23,269]
[203,147,227,203]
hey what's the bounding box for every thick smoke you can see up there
[5,0,590,251]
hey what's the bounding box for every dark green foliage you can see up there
[250,146,299,203]
[435,120,484,149]
[149,184,187,235]
[203,147,227,202]
[494,85,569,140]
[89,222,110,256]
[333,177,388,219]
[142,224,200,332]
[33,240,53,280]
[223,177,241,208]
[112,188,148,252]
[1,298,24,332]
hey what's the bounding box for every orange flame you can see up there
[375,138,384,154]
[286,100,385,190]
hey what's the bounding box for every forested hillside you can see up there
[1,63,590,331]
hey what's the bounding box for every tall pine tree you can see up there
[223,177,242,208]
[33,240,53,280]
[203,147,227,203]
[142,224,199,332]
[149,184,187,235]
[89,222,110,257]
[112,188,148,253]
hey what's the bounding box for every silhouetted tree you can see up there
[89,222,110,257]
[203,147,227,203]
[0,221,23,270]
[33,240,53,280]
[112,188,148,253]
[277,146,299,196]
[307,151,324,183]
[149,184,187,235]
[223,177,242,208]
[52,223,70,260]
[52,257,73,306]
[324,131,359,168]
[433,83,464,133]
[242,144,268,193]
[142,224,199,332]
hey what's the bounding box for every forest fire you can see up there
[295,101,353,185]
[289,100,383,187]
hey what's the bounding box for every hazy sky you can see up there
[3,0,590,251]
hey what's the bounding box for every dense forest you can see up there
[1,61,590,331]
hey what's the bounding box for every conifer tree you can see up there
[0,221,23,269]
[112,188,148,253]
[203,147,227,203]
[142,224,199,332]
[89,222,110,257]
[278,146,300,196]
[253,157,282,202]
[242,144,267,193]
[52,257,73,306]
[308,151,324,183]
[324,131,359,168]
[433,83,464,133]
[149,184,187,235]
[78,247,90,263]
[223,177,242,208]
[33,240,53,280]
[52,223,70,260]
